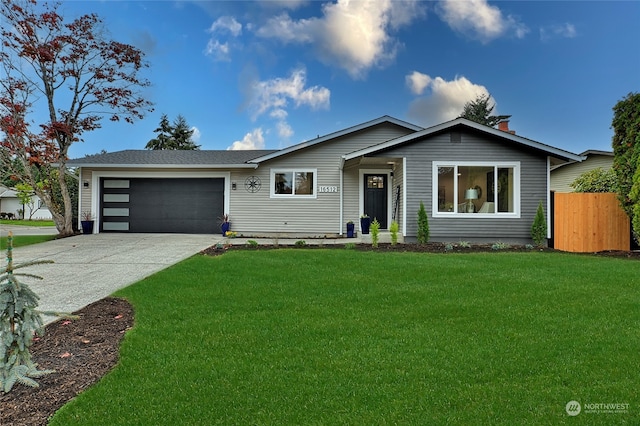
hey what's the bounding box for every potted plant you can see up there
[81,211,94,234]
[346,220,355,238]
[360,214,371,234]
[219,214,230,236]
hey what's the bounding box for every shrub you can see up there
[246,240,258,248]
[417,201,430,244]
[294,240,306,247]
[491,242,511,250]
[458,241,471,248]
[370,219,380,248]
[570,167,617,193]
[445,243,454,251]
[0,233,55,393]
[530,201,547,247]
[389,220,399,245]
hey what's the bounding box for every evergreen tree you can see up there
[0,232,54,393]
[145,114,200,150]
[171,115,200,150]
[459,94,510,127]
[145,114,174,150]
[531,202,547,247]
[417,201,430,244]
[611,92,640,240]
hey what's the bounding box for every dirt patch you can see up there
[0,297,134,426]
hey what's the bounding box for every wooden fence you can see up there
[553,192,630,252]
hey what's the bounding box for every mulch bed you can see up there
[2,243,637,425]
[0,297,134,426]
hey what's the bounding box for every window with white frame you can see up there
[433,162,519,216]
[271,169,316,197]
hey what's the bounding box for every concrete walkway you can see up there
[7,233,220,324]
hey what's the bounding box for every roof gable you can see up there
[248,116,423,163]
[343,118,583,162]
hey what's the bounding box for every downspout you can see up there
[339,156,345,236]
[546,157,551,240]
[402,157,407,237]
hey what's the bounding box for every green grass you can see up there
[0,234,56,249]
[50,250,639,425]
[0,219,55,226]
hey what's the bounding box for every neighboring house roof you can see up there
[248,115,424,163]
[0,188,17,198]
[66,149,277,168]
[550,149,614,192]
[343,117,584,163]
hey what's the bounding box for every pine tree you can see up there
[171,115,200,150]
[417,201,430,244]
[531,202,547,247]
[145,114,174,150]
[459,94,510,127]
[0,232,54,393]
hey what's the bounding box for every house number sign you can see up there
[318,186,339,193]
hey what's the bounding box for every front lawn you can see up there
[0,234,57,249]
[0,219,55,226]
[51,250,639,425]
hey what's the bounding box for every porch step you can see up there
[358,232,404,244]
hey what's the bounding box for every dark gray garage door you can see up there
[100,178,224,233]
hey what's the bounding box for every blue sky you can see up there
[60,0,639,158]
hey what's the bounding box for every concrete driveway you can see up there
[7,233,220,324]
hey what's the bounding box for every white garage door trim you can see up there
[89,171,231,234]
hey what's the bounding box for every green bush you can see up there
[246,240,258,248]
[570,167,617,193]
[294,240,306,247]
[530,202,547,247]
[370,219,380,248]
[417,201,430,244]
[389,220,399,245]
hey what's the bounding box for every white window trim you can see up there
[432,161,520,219]
[270,168,317,199]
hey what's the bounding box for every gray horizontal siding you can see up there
[373,131,548,242]
[230,123,413,235]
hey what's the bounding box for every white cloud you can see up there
[276,121,294,139]
[406,71,433,95]
[227,128,265,150]
[437,0,528,43]
[191,127,201,143]
[205,16,242,61]
[540,23,577,41]
[204,39,231,61]
[248,67,330,120]
[406,74,492,126]
[208,16,242,37]
[256,0,425,79]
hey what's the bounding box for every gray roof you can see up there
[67,149,278,168]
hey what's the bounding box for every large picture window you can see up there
[432,162,519,217]
[271,169,316,197]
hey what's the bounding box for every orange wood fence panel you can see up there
[554,192,630,252]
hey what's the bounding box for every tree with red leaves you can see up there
[0,0,153,235]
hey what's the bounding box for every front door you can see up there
[364,174,388,228]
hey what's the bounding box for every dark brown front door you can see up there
[364,174,388,228]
